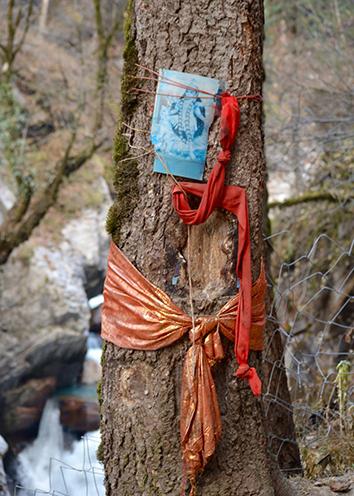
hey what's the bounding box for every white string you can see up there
[187,225,197,365]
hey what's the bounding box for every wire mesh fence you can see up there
[264,231,353,478]
[9,431,104,496]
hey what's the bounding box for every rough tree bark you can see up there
[101,1,299,494]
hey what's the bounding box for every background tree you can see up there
[263,0,353,475]
[264,0,353,373]
[0,0,123,264]
[100,1,299,494]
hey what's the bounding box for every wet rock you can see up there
[1,378,57,434]
[0,323,87,400]
[329,480,352,493]
[89,304,102,334]
[59,395,100,432]
[61,201,110,298]
[315,475,354,494]
[27,121,55,141]
[292,474,354,495]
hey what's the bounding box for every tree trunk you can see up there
[100,1,298,494]
[39,0,50,33]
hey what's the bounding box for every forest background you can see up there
[0,0,352,495]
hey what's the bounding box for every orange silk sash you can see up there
[102,241,266,486]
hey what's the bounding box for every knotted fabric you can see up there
[102,242,266,486]
[172,93,261,395]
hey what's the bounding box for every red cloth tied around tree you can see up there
[102,242,266,488]
[101,91,266,490]
[172,93,261,395]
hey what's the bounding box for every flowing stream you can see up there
[15,334,105,496]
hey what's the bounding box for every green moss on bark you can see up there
[96,340,107,463]
[106,0,140,244]
[96,440,104,463]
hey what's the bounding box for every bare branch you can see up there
[2,180,33,226]
[13,0,34,60]
[92,0,121,133]
[0,140,103,264]
[268,190,353,209]
[0,0,33,80]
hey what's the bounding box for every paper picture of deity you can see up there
[151,69,224,180]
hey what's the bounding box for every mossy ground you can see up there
[300,429,354,479]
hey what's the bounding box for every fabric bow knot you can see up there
[217,149,231,164]
[102,242,266,489]
[189,317,224,365]
[189,316,218,341]
[235,363,262,396]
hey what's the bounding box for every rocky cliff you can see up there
[0,176,111,435]
[0,0,120,438]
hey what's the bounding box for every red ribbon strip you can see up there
[172,93,261,396]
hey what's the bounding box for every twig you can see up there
[268,190,351,209]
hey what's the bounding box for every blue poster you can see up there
[151,69,224,181]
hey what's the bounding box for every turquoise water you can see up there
[54,383,98,401]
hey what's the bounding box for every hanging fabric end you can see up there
[189,482,197,496]
[235,364,262,396]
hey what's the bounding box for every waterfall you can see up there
[86,333,102,366]
[16,399,104,495]
[15,332,105,495]
[17,399,64,490]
